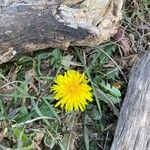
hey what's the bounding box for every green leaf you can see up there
[42,98,61,123]
[15,106,31,123]
[31,99,51,126]
[0,97,6,118]
[106,94,121,104]
[95,88,119,116]
[44,135,57,149]
[13,128,28,145]
[0,72,6,80]
[99,46,114,65]
[21,143,36,150]
[49,49,62,69]
[99,81,121,97]
[34,52,50,60]
[58,141,66,150]
[12,82,29,104]
[90,43,117,67]
[84,115,89,150]
[105,68,119,80]
[18,56,34,65]
[92,107,101,120]
[61,133,75,150]
[31,102,56,118]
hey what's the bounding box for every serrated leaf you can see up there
[99,81,121,97]
[49,49,62,69]
[106,94,121,104]
[95,88,119,116]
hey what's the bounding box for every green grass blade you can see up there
[42,97,61,123]
[84,115,89,150]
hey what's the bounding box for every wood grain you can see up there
[111,52,150,150]
[0,0,123,64]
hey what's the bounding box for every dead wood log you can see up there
[111,52,150,150]
[0,0,123,64]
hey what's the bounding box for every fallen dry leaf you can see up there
[114,28,131,56]
[61,55,82,69]
[112,82,122,89]
[0,128,8,142]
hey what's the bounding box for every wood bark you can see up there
[111,52,150,150]
[0,0,123,64]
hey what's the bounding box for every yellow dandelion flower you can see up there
[51,70,93,112]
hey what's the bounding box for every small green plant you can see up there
[1,0,148,148]
[0,42,125,149]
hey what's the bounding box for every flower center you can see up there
[68,83,79,94]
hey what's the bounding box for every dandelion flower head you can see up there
[51,70,93,112]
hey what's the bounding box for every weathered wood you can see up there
[0,0,123,64]
[111,52,150,150]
